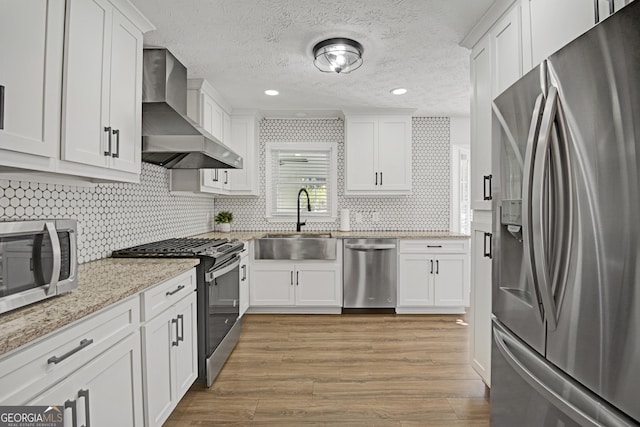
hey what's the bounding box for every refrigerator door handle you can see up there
[521,92,546,323]
[531,86,560,330]
[493,321,633,427]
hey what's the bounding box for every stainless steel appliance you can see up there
[0,219,77,314]
[343,238,397,309]
[141,48,243,170]
[491,2,640,425]
[112,237,244,386]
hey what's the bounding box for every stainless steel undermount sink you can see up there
[255,233,336,260]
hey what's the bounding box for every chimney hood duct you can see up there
[141,48,243,169]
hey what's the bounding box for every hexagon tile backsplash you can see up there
[216,117,451,232]
[0,163,215,263]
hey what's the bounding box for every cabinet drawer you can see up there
[399,239,469,254]
[0,296,139,404]
[140,269,196,322]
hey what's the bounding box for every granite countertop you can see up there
[0,258,200,357]
[194,230,470,241]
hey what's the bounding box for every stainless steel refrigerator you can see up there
[490,2,640,425]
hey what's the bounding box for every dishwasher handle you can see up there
[344,243,396,251]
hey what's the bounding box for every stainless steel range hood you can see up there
[142,48,243,169]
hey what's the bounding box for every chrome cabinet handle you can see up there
[0,85,4,130]
[48,339,94,364]
[104,126,112,156]
[65,400,78,427]
[166,284,185,296]
[483,233,492,259]
[111,129,120,158]
[177,314,184,343]
[172,318,179,346]
[241,265,247,281]
[78,389,91,427]
[224,171,228,184]
[483,174,493,200]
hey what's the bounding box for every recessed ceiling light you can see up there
[391,88,408,95]
[265,89,279,96]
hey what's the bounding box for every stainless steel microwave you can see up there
[0,219,78,314]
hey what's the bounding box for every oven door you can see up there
[204,255,240,359]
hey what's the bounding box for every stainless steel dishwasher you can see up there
[343,238,397,309]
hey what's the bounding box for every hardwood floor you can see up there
[165,314,490,426]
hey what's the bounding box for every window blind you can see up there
[271,149,331,215]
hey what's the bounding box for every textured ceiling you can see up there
[130,0,494,117]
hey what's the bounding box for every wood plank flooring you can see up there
[165,314,490,426]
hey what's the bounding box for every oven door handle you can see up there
[207,255,241,281]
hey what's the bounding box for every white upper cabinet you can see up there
[228,114,259,196]
[344,114,412,196]
[62,0,143,174]
[492,4,523,97]
[0,0,153,182]
[522,0,595,70]
[0,0,65,158]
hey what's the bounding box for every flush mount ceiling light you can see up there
[313,38,364,74]
[265,89,279,96]
[391,88,408,95]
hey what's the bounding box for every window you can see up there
[266,143,337,222]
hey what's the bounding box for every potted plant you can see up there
[214,211,233,233]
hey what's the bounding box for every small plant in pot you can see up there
[214,211,233,233]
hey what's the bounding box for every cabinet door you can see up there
[525,0,594,68]
[295,264,341,306]
[229,115,259,195]
[62,0,112,169]
[239,256,250,316]
[108,9,142,173]
[470,220,492,386]
[433,254,467,307]
[345,118,377,192]
[492,4,523,97]
[30,332,143,427]
[0,0,64,158]
[470,35,493,211]
[142,308,176,426]
[398,254,434,306]
[377,117,412,191]
[173,293,197,401]
[249,264,295,306]
[202,169,224,191]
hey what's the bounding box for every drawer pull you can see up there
[427,245,442,248]
[48,339,94,364]
[166,284,185,296]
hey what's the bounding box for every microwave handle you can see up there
[45,221,61,295]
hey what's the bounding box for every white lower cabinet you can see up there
[250,261,342,311]
[239,245,250,317]
[397,240,470,314]
[141,270,198,427]
[470,219,493,386]
[29,332,143,427]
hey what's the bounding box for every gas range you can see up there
[112,237,244,264]
[112,237,245,387]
